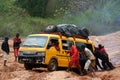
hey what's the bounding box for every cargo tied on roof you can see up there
[43,24,89,39]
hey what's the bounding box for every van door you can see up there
[58,40,74,67]
[45,38,60,64]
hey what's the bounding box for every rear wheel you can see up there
[48,59,58,71]
[24,63,33,70]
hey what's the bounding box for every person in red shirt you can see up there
[13,33,21,61]
[66,43,82,75]
[97,44,115,70]
[98,44,108,56]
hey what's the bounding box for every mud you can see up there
[0,31,120,80]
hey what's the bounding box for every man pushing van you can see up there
[66,43,82,75]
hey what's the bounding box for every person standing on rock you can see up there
[1,36,10,66]
[13,33,21,61]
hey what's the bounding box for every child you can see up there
[1,36,10,66]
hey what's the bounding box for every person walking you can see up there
[66,43,82,75]
[13,33,21,61]
[81,45,95,75]
[1,36,10,66]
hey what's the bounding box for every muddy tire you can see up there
[24,63,33,70]
[48,59,58,71]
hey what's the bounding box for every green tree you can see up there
[15,0,49,17]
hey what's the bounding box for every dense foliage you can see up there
[15,0,49,17]
[0,0,120,38]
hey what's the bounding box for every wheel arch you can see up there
[49,56,58,65]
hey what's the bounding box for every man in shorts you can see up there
[1,36,10,66]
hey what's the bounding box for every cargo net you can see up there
[42,24,89,39]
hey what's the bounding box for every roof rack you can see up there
[40,32,62,38]
[40,31,88,40]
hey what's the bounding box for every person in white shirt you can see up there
[81,45,95,74]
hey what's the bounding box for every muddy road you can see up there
[0,31,120,80]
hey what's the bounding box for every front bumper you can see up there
[18,52,45,64]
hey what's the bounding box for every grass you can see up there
[0,0,120,38]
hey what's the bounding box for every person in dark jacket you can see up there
[94,49,115,70]
[76,45,87,74]
[98,44,115,70]
[94,47,104,70]
[13,33,21,61]
[1,36,10,66]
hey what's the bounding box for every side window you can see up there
[47,38,59,49]
[62,40,73,50]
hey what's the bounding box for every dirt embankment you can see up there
[0,31,120,80]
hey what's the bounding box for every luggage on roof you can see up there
[44,24,89,39]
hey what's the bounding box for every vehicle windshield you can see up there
[22,36,48,48]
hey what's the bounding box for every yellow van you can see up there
[18,33,95,71]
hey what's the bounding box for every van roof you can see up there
[28,33,74,40]
[28,33,93,44]
[29,33,61,38]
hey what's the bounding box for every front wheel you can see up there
[48,59,58,71]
